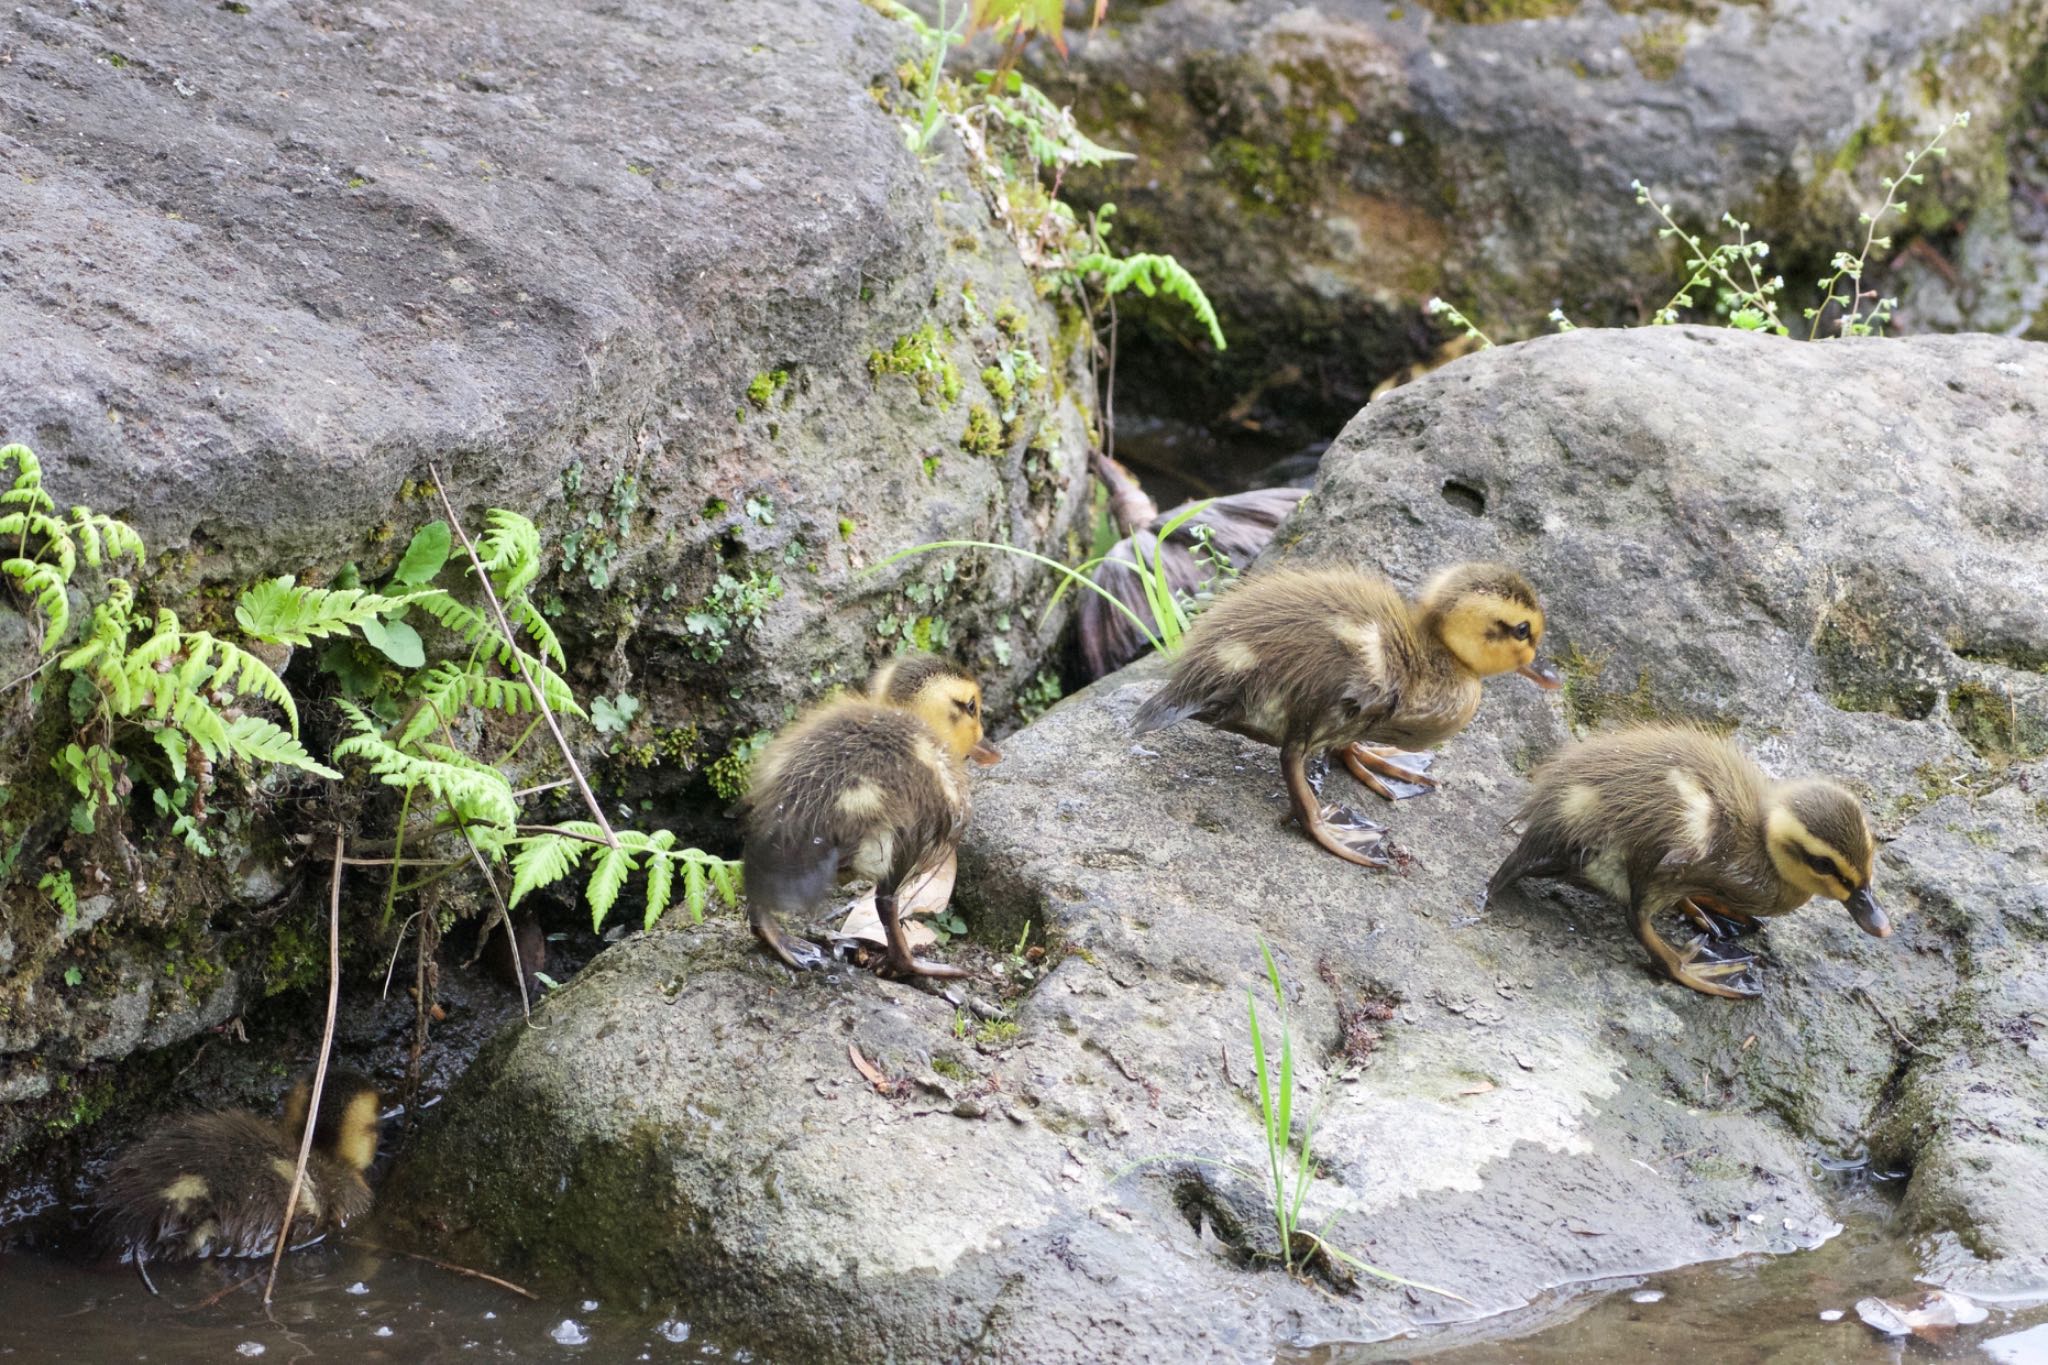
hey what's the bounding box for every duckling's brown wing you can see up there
[95,1112,311,1261]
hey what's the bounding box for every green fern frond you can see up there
[509,597,566,668]
[3,558,72,643]
[333,700,520,830]
[235,575,415,646]
[639,828,678,928]
[585,843,638,930]
[1071,250,1226,351]
[683,858,708,921]
[68,509,145,569]
[39,869,78,925]
[475,510,543,597]
[219,713,342,779]
[407,590,584,719]
[0,445,55,515]
[508,831,586,907]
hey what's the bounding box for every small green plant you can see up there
[869,324,964,406]
[681,569,784,663]
[707,730,772,804]
[1423,296,1495,349]
[591,693,642,737]
[39,870,77,930]
[1117,943,1468,1298]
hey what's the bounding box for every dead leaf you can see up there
[848,1042,894,1096]
[1455,1080,1496,1098]
[835,852,956,948]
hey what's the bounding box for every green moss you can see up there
[1623,19,1689,80]
[708,731,773,803]
[1947,681,2048,764]
[975,1018,1020,1046]
[837,518,857,541]
[1559,646,1662,732]
[1831,96,1908,175]
[745,369,790,410]
[931,1055,972,1081]
[980,365,1015,407]
[993,302,1029,338]
[868,325,961,406]
[960,404,1002,457]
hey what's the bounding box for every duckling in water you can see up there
[1132,563,1561,867]
[742,652,1000,978]
[95,1071,381,1268]
[1486,725,1890,999]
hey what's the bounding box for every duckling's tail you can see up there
[1130,680,1199,736]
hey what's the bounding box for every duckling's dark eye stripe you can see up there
[1803,850,1852,884]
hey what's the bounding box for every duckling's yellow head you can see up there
[281,1070,383,1175]
[1764,780,1887,937]
[1419,563,1562,689]
[869,652,1002,767]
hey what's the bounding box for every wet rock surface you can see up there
[389,328,2048,1359]
[1034,0,2048,429]
[0,0,1087,1173]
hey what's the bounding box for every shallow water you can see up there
[0,1242,747,1363]
[1303,1196,2048,1365]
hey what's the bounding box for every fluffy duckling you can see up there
[95,1071,381,1266]
[1486,725,1890,999]
[742,652,1001,978]
[1132,563,1561,867]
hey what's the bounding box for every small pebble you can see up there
[657,1320,691,1343]
[372,1326,393,1338]
[581,1300,600,1313]
[551,1320,590,1346]
[346,1281,369,1296]
[235,1346,265,1359]
[1820,1310,1844,1322]
[1630,1289,1665,1304]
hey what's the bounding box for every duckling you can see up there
[1079,449,1308,680]
[1485,724,1891,999]
[95,1070,381,1266]
[1132,563,1561,867]
[742,652,1001,978]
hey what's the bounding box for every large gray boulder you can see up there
[386,328,2048,1359]
[1033,0,2048,429]
[0,0,1090,1167]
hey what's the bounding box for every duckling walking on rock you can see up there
[1486,725,1890,998]
[1131,563,1561,867]
[95,1071,381,1268]
[742,652,1000,978]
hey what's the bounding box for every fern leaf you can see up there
[586,843,637,931]
[708,858,740,910]
[69,509,145,569]
[333,700,519,830]
[234,576,413,647]
[156,728,189,783]
[475,510,543,597]
[3,558,71,642]
[509,833,585,908]
[510,597,567,668]
[1072,251,1226,351]
[1,444,55,515]
[643,849,675,930]
[221,713,343,779]
[683,858,708,922]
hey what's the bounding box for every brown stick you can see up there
[263,830,345,1305]
[425,461,616,849]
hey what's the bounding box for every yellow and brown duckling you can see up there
[741,652,1001,978]
[95,1070,381,1266]
[1131,562,1561,867]
[1486,724,1890,999]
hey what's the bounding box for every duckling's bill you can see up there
[1847,884,1890,937]
[1518,658,1564,689]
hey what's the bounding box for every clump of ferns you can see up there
[235,497,743,985]
[2,443,326,848]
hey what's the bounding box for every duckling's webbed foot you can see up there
[1632,900,1761,1000]
[1340,743,1438,802]
[751,909,832,973]
[876,888,967,980]
[1286,743,1392,869]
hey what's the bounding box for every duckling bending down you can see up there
[1486,725,1891,999]
[1131,563,1561,867]
[95,1071,381,1267]
[742,652,1001,978]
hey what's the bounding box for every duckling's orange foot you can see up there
[1305,803,1393,869]
[1669,934,1764,999]
[753,918,832,973]
[878,948,968,980]
[1340,744,1438,802]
